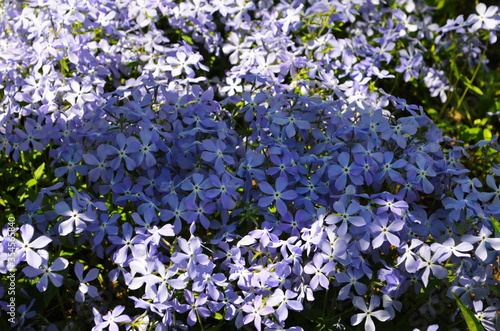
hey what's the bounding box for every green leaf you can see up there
[491,216,500,237]
[460,127,481,142]
[34,162,45,180]
[181,35,194,45]
[44,284,58,307]
[452,293,485,331]
[251,250,267,262]
[450,61,461,80]
[59,58,69,73]
[491,285,500,297]
[26,178,38,187]
[206,325,223,331]
[436,0,446,9]
[462,76,484,95]
[483,128,492,141]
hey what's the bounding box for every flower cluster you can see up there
[1,0,500,330]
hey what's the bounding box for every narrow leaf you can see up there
[491,216,500,237]
[26,178,38,187]
[452,292,485,331]
[491,285,500,297]
[34,162,45,180]
[462,76,484,95]
[450,61,461,80]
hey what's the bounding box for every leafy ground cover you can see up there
[0,0,500,330]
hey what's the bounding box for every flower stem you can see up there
[197,311,206,331]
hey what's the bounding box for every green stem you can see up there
[322,289,329,316]
[56,287,66,319]
[394,295,428,330]
[437,76,460,122]
[329,306,354,321]
[437,35,461,122]
[454,42,489,125]
[197,311,206,331]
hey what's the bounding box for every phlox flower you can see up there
[182,291,211,326]
[258,175,298,217]
[417,245,448,287]
[373,152,406,183]
[92,305,131,331]
[335,267,368,300]
[192,264,227,301]
[328,152,363,191]
[83,145,111,182]
[74,262,100,303]
[105,133,139,171]
[303,252,335,290]
[430,237,473,261]
[472,300,498,331]
[468,3,498,32]
[109,223,143,264]
[370,214,405,248]
[16,299,36,328]
[15,224,51,269]
[242,295,274,331]
[165,51,202,77]
[170,237,210,278]
[271,111,311,138]
[55,197,93,236]
[351,296,391,331]
[206,173,242,210]
[23,257,69,292]
[180,173,212,202]
[462,226,500,262]
[54,149,88,184]
[479,174,500,205]
[406,156,437,194]
[133,129,158,169]
[201,138,235,174]
[64,80,97,109]
[326,200,366,237]
[266,288,303,322]
[238,150,266,182]
[450,272,489,307]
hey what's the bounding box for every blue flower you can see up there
[326,200,366,237]
[16,224,51,269]
[201,138,235,174]
[206,173,242,210]
[351,296,391,331]
[258,176,298,217]
[23,257,69,292]
[92,305,131,331]
[55,197,94,236]
[242,295,274,331]
[54,149,88,184]
[74,261,100,303]
[328,152,363,191]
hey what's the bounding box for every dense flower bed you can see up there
[1,0,500,330]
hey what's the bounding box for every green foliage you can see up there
[452,293,486,331]
[0,150,49,214]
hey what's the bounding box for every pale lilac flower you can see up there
[418,245,447,287]
[468,3,498,31]
[16,224,51,269]
[74,261,100,303]
[242,295,274,331]
[266,288,303,322]
[55,197,94,236]
[23,257,69,292]
[351,296,391,331]
[92,305,131,331]
[462,226,500,262]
